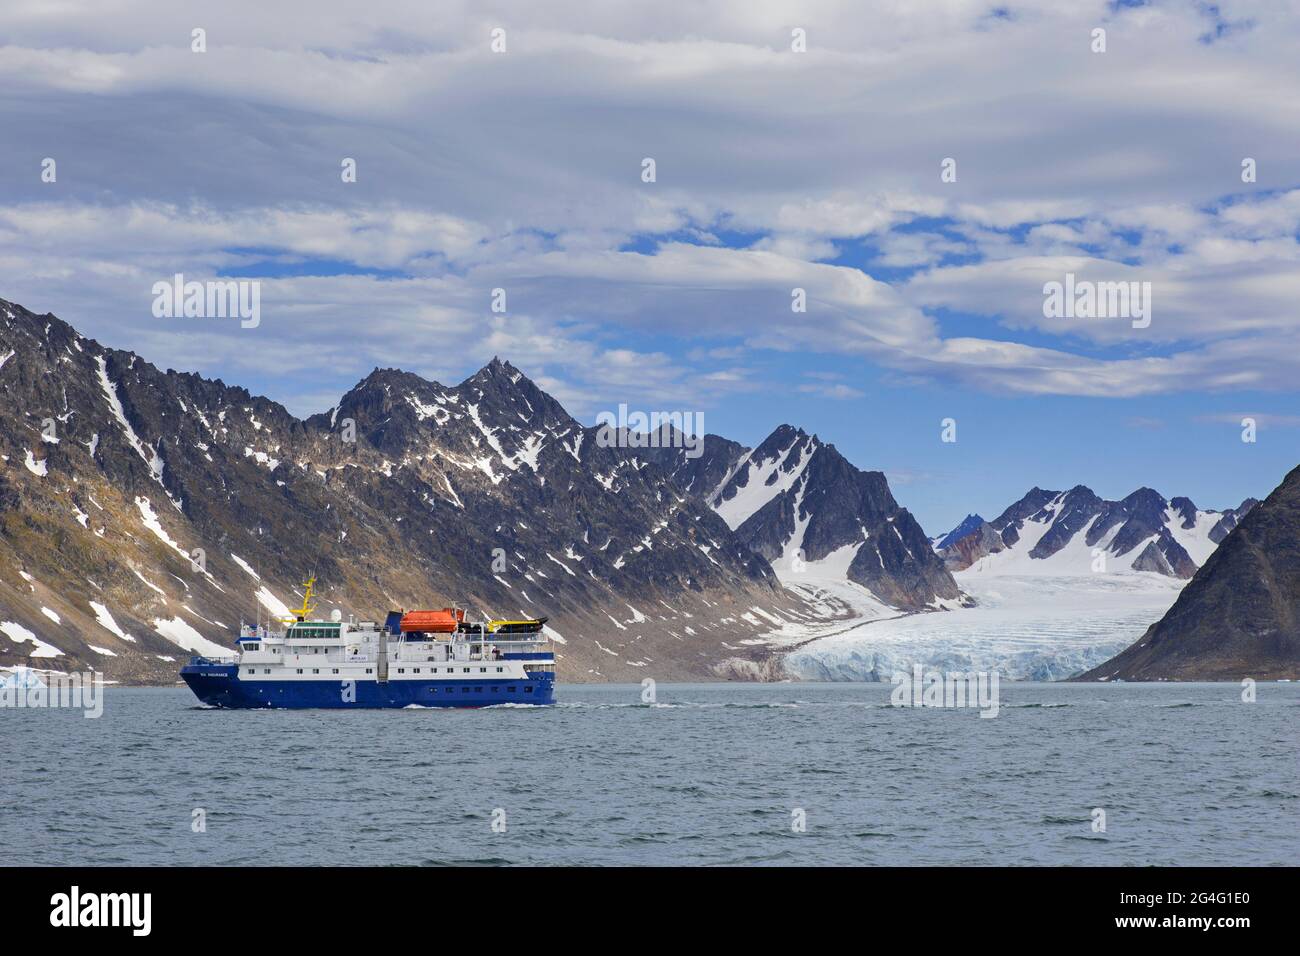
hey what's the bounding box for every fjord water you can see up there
[4,682,1296,866]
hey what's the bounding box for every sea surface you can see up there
[3,682,1297,866]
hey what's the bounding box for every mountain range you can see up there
[2,293,1295,683]
[933,487,1257,578]
[0,295,959,684]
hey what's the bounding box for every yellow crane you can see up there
[282,576,317,623]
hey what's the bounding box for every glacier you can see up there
[783,570,1186,682]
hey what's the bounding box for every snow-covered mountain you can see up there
[644,423,965,620]
[934,486,1257,578]
[703,425,963,611]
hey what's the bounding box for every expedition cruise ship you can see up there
[181,579,556,708]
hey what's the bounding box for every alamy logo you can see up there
[890,664,1000,718]
[50,886,151,936]
[1042,272,1151,328]
[594,404,704,459]
[0,668,103,718]
[152,273,261,328]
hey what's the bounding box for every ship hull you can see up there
[181,662,555,709]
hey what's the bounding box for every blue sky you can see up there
[0,0,1296,534]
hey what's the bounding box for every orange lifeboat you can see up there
[399,608,465,633]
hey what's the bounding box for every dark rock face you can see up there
[0,298,807,684]
[936,521,1006,571]
[989,487,1058,547]
[933,514,984,551]
[1209,498,1258,543]
[1078,466,1300,681]
[637,430,747,501]
[1029,485,1104,559]
[1170,496,1198,529]
[697,425,962,609]
[1089,488,1198,578]
[1129,540,1175,575]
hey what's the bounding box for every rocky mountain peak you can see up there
[1119,486,1168,516]
[745,423,815,461]
[1169,496,1199,528]
[459,357,572,431]
[672,422,962,611]
[934,514,986,550]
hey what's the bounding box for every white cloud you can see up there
[798,382,865,400]
[0,1,1296,408]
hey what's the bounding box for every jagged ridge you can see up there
[934,485,1255,579]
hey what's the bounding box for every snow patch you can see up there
[132,569,167,598]
[96,356,181,509]
[152,616,230,658]
[1,621,63,658]
[89,601,135,642]
[23,449,47,476]
[229,554,260,580]
[255,587,293,620]
[136,497,189,559]
[713,436,813,529]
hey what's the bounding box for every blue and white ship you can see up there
[181,579,556,708]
